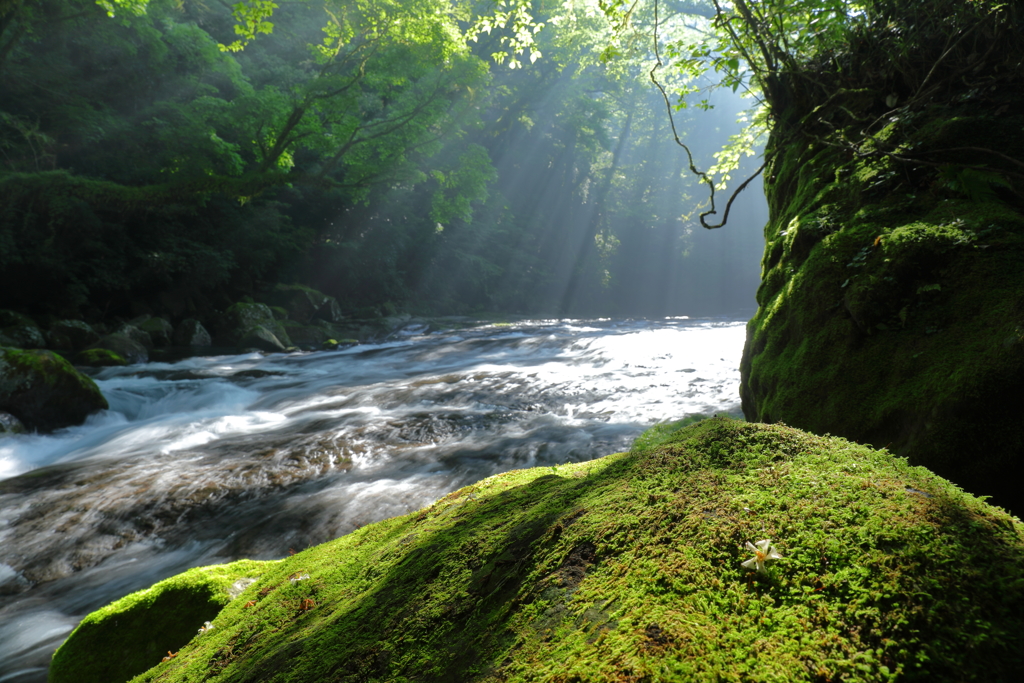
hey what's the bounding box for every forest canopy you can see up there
[0,0,779,321]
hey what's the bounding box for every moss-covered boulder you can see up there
[238,325,288,353]
[50,560,273,683]
[270,283,344,324]
[222,302,276,332]
[136,317,174,347]
[0,310,46,348]
[172,318,212,347]
[740,97,1024,513]
[1,322,46,349]
[116,323,154,350]
[48,319,100,351]
[279,320,329,348]
[85,332,149,364]
[0,347,108,431]
[56,419,1024,683]
[0,410,26,435]
[219,302,292,351]
[72,347,128,367]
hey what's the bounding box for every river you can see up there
[0,316,747,681]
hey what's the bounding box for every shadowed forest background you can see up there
[0,0,767,323]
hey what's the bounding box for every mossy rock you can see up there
[280,321,329,347]
[85,332,149,364]
[0,309,46,348]
[73,347,128,367]
[116,323,154,350]
[315,319,373,342]
[172,319,212,348]
[48,319,100,351]
[50,560,274,683]
[222,302,275,332]
[238,325,288,353]
[741,98,1024,513]
[220,303,293,350]
[0,347,108,431]
[269,284,343,324]
[60,419,1024,682]
[0,410,26,435]
[1,322,46,349]
[136,317,174,347]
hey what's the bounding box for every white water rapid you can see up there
[0,317,747,681]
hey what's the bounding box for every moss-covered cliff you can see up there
[739,2,1024,512]
[52,419,1024,682]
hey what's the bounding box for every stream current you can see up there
[0,317,747,681]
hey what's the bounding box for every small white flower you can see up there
[198,620,214,634]
[741,539,783,575]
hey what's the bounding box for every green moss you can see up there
[224,303,275,331]
[73,347,128,367]
[4,347,62,387]
[59,419,1024,682]
[322,338,358,350]
[1,348,107,409]
[741,95,1024,513]
[50,560,275,683]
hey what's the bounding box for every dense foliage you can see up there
[627,0,1023,209]
[0,0,764,322]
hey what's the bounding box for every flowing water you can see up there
[0,317,748,681]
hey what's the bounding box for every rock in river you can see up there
[0,347,108,432]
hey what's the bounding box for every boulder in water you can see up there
[238,326,288,353]
[222,302,275,332]
[0,347,108,432]
[1,324,46,349]
[85,333,149,364]
[0,410,26,435]
[221,303,293,351]
[136,317,174,347]
[280,321,329,348]
[73,348,128,367]
[173,319,212,347]
[115,323,154,350]
[47,320,100,351]
[270,283,344,324]
[53,418,1024,682]
[0,310,46,349]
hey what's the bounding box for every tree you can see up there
[0,0,505,314]
[599,0,1023,226]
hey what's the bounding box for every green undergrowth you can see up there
[53,418,1024,683]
